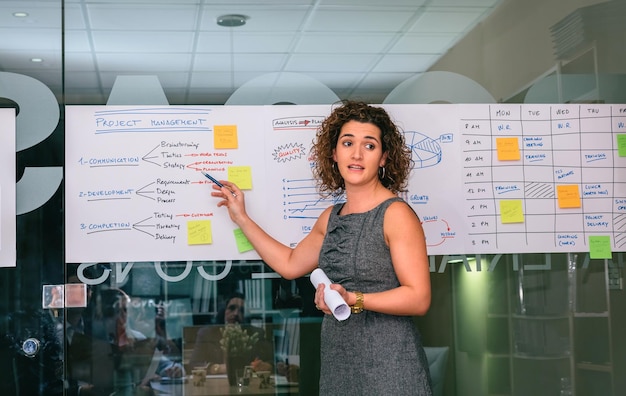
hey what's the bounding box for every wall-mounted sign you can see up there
[0,108,16,267]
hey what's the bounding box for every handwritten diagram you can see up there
[66,106,267,262]
[263,108,337,247]
[65,104,626,263]
[389,105,464,254]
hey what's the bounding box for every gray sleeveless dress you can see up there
[318,197,432,395]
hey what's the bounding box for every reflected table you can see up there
[152,374,299,396]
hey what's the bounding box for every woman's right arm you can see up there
[211,180,329,279]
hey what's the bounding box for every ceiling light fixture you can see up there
[30,58,43,63]
[216,14,248,27]
[13,12,29,18]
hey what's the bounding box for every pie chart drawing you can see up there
[404,131,442,169]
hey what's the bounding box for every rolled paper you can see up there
[310,268,351,321]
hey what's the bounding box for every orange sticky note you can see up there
[556,185,581,208]
[228,166,252,190]
[214,125,238,149]
[500,200,524,223]
[187,220,212,245]
[496,137,520,161]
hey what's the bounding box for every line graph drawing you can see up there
[281,178,344,219]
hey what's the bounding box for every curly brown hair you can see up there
[311,100,413,196]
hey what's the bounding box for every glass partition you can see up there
[0,1,624,395]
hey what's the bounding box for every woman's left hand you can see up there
[314,283,349,315]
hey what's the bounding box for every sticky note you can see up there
[187,220,212,245]
[234,228,254,253]
[228,166,252,190]
[589,235,612,259]
[617,134,626,157]
[556,185,581,208]
[496,137,520,161]
[214,125,238,149]
[500,200,524,223]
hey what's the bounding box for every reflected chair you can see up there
[424,346,450,396]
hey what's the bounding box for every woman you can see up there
[211,100,432,395]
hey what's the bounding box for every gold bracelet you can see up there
[350,291,364,314]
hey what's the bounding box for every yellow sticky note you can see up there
[589,235,612,259]
[214,125,238,149]
[617,134,626,157]
[228,166,252,190]
[496,137,520,161]
[500,200,524,223]
[234,228,254,253]
[556,185,581,208]
[187,220,212,245]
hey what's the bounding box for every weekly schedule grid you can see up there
[460,104,626,256]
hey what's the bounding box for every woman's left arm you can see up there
[329,201,431,316]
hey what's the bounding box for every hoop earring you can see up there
[378,166,386,180]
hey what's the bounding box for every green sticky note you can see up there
[589,235,612,259]
[233,228,254,253]
[617,134,626,157]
